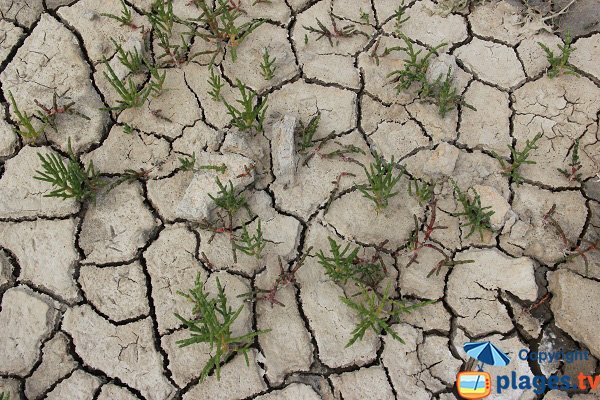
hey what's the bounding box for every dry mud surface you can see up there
[0,0,599,399]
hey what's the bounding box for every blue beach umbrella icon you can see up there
[464,341,511,369]
[462,341,511,395]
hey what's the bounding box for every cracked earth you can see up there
[0,0,599,399]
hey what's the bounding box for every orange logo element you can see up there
[456,371,492,399]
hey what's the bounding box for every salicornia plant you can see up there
[359,9,370,25]
[494,133,542,185]
[101,0,137,28]
[298,112,321,153]
[538,32,578,78]
[155,29,194,66]
[317,237,384,287]
[188,0,263,62]
[34,91,90,131]
[320,142,365,162]
[223,80,268,132]
[209,177,249,218]
[260,48,277,80]
[408,178,435,206]
[105,168,150,192]
[239,251,311,307]
[150,0,199,66]
[387,35,474,117]
[303,17,357,47]
[404,198,475,276]
[384,32,475,118]
[205,177,250,262]
[103,58,150,110]
[544,204,598,275]
[176,275,268,381]
[234,220,266,259]
[358,154,403,212]
[452,183,494,240]
[341,283,432,347]
[34,139,104,202]
[207,67,224,101]
[317,237,430,347]
[148,0,176,35]
[423,67,476,117]
[179,152,196,171]
[147,63,167,97]
[199,163,227,173]
[387,34,445,94]
[558,138,582,182]
[8,91,44,139]
[112,38,146,74]
[393,1,410,34]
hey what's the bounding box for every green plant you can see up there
[320,142,365,162]
[358,154,403,212]
[34,139,104,202]
[239,250,311,307]
[0,392,9,400]
[259,48,277,80]
[303,17,357,47]
[101,0,137,28]
[155,29,193,66]
[123,123,134,134]
[393,1,410,34]
[386,36,472,117]
[189,0,263,62]
[179,152,196,171]
[199,163,227,173]
[149,0,204,66]
[105,168,152,192]
[147,62,167,97]
[34,91,90,132]
[176,275,268,381]
[437,0,470,14]
[316,237,384,286]
[298,112,321,153]
[103,58,150,110]
[112,38,146,74]
[209,177,249,219]
[387,34,445,94]
[558,138,582,182]
[223,80,268,132]
[234,220,266,259]
[452,183,494,240]
[408,178,435,206]
[149,0,176,36]
[538,32,578,78]
[359,9,370,24]
[423,67,475,117]
[208,67,225,101]
[8,91,44,139]
[494,133,543,185]
[342,283,432,347]
[201,177,249,263]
